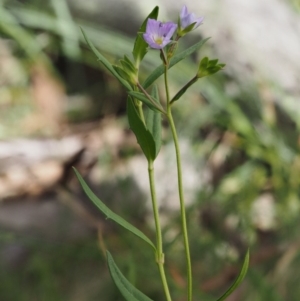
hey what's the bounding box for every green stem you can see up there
[148,160,172,301]
[137,82,166,114]
[164,59,193,301]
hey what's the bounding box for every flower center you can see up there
[154,37,163,45]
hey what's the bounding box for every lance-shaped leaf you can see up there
[170,76,198,103]
[107,251,154,301]
[132,6,159,66]
[145,86,162,157]
[73,168,156,251]
[80,27,132,91]
[129,91,163,113]
[143,37,209,89]
[127,97,157,161]
[216,249,250,301]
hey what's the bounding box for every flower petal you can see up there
[143,19,177,49]
[179,6,204,31]
[180,5,188,19]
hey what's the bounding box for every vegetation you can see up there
[1,1,300,300]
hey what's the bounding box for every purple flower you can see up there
[143,19,177,49]
[180,5,204,31]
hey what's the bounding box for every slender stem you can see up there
[148,160,172,301]
[137,82,166,114]
[167,111,192,301]
[164,59,193,301]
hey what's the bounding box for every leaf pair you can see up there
[74,168,155,301]
[74,166,249,301]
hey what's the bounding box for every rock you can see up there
[0,137,84,199]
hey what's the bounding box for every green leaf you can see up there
[129,91,162,113]
[178,22,197,36]
[113,65,132,83]
[116,59,138,85]
[80,27,132,91]
[145,86,162,157]
[199,56,209,69]
[171,76,198,103]
[132,6,159,66]
[216,249,250,301]
[208,59,219,67]
[121,56,138,76]
[143,37,210,89]
[73,168,156,251]
[127,97,156,161]
[107,251,154,301]
[197,57,225,78]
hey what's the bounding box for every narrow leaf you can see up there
[171,76,198,102]
[132,6,159,65]
[107,251,154,301]
[122,55,138,74]
[113,65,132,82]
[73,168,156,251]
[216,249,250,301]
[143,37,210,89]
[145,86,162,157]
[120,60,136,75]
[80,27,132,91]
[129,91,162,113]
[127,97,156,161]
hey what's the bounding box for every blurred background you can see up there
[1,0,300,300]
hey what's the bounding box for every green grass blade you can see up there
[73,168,156,251]
[51,0,81,60]
[216,249,250,301]
[143,37,210,89]
[107,251,154,301]
[0,6,42,58]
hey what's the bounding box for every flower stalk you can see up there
[164,59,193,301]
[136,82,166,114]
